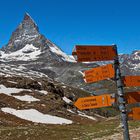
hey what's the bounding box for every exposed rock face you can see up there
[120,51,140,75]
[3,13,42,52]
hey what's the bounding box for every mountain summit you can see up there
[23,12,39,32]
[3,13,41,52]
[1,13,74,62]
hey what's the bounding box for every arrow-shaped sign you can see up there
[84,64,115,83]
[74,94,115,110]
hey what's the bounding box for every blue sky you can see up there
[0,0,140,54]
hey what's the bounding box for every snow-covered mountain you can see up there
[1,13,75,63]
[120,50,140,75]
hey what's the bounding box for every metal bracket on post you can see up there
[113,45,130,140]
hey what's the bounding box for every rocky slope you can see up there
[1,75,106,126]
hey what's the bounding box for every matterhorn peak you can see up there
[3,13,41,52]
[1,13,75,63]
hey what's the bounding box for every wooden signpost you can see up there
[74,94,115,110]
[84,64,115,83]
[72,44,140,140]
[123,76,140,87]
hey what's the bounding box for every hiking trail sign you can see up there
[74,94,115,110]
[72,45,117,62]
[84,64,115,83]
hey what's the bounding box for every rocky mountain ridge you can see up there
[121,50,140,75]
[1,13,75,63]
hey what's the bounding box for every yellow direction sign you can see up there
[84,64,115,83]
[72,45,117,62]
[128,107,140,120]
[125,91,140,104]
[74,94,115,110]
[123,76,140,87]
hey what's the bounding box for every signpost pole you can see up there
[113,45,130,140]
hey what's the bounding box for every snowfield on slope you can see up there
[0,44,76,62]
[13,95,40,102]
[49,45,76,62]
[0,63,48,78]
[0,44,41,61]
[1,107,73,124]
[0,84,31,95]
[0,84,48,102]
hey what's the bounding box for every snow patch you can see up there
[13,95,40,102]
[0,44,41,61]
[78,111,97,121]
[67,109,76,114]
[0,85,41,102]
[67,109,97,121]
[38,90,48,95]
[49,45,76,62]
[1,108,73,124]
[0,85,31,95]
[63,97,72,104]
